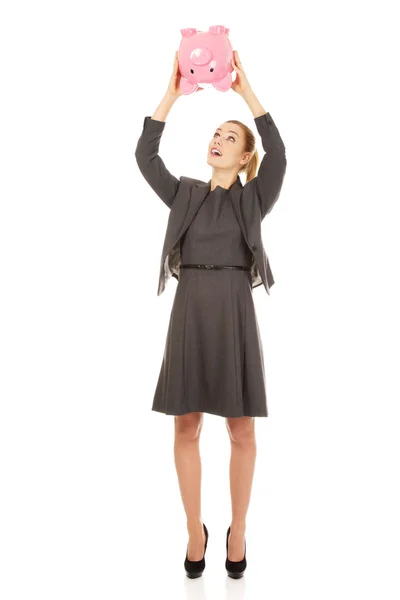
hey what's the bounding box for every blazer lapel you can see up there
[176,180,211,241]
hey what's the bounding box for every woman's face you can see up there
[207,122,251,171]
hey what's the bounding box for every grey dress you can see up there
[152,181,268,418]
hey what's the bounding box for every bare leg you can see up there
[225,416,256,561]
[174,412,206,561]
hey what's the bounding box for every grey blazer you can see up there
[134,111,287,296]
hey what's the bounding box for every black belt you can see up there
[180,263,251,272]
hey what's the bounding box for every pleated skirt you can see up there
[152,266,268,418]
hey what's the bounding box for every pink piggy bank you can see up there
[178,25,234,94]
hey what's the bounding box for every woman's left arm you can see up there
[245,103,287,219]
[231,52,287,219]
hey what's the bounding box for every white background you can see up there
[1,1,399,598]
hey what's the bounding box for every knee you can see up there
[225,416,255,446]
[174,412,203,441]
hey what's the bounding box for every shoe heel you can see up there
[184,523,208,578]
[225,525,247,578]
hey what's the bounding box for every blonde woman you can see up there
[135,50,287,578]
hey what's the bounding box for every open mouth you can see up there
[210,148,223,157]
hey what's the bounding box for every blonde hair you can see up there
[225,120,259,183]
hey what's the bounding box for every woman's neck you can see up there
[210,172,239,191]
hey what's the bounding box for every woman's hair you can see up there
[225,120,259,184]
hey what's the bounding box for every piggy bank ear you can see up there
[209,25,229,34]
[212,73,232,92]
[180,28,197,37]
[180,77,198,95]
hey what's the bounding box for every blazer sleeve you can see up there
[134,116,182,209]
[243,112,287,220]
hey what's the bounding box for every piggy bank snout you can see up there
[190,47,212,66]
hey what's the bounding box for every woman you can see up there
[135,50,287,578]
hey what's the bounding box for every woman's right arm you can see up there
[135,51,203,209]
[135,91,181,209]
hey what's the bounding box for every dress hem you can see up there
[152,406,268,418]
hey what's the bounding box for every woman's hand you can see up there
[167,51,204,99]
[230,50,252,96]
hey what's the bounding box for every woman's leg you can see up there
[174,411,205,561]
[225,416,256,561]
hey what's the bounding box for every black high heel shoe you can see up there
[184,522,208,578]
[225,526,247,579]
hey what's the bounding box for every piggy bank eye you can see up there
[190,69,194,74]
[210,68,214,72]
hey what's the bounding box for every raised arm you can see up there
[134,51,204,209]
[230,51,287,219]
[247,111,287,220]
[135,106,181,210]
